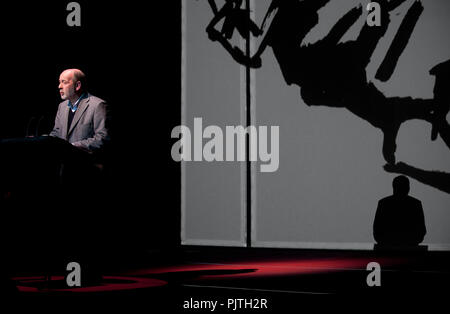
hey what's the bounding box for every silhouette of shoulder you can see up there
[378,195,395,206]
[379,195,392,203]
[378,195,423,217]
[379,194,421,203]
[407,195,421,204]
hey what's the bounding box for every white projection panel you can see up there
[181,1,246,246]
[252,0,450,250]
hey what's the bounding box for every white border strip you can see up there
[253,241,450,251]
[182,239,246,247]
[254,241,374,250]
[181,0,187,244]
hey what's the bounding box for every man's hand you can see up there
[72,142,92,154]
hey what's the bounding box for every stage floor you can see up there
[8,246,450,311]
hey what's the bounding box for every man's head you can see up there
[392,175,410,196]
[58,69,86,102]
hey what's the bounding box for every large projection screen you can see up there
[182,0,450,250]
[252,0,450,250]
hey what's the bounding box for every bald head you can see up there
[61,69,86,88]
[58,69,87,102]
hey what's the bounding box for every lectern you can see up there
[1,135,102,287]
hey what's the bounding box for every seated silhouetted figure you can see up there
[373,175,426,247]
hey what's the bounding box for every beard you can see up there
[60,86,76,100]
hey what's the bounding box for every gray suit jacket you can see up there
[50,94,110,151]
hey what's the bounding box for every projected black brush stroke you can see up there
[384,162,450,194]
[206,0,263,67]
[205,0,450,193]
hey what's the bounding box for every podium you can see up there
[1,136,102,273]
[1,135,90,163]
[1,135,95,189]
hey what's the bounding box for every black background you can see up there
[2,1,181,254]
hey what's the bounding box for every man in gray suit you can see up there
[49,69,109,284]
[50,69,109,152]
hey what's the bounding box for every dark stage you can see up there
[6,246,450,312]
[2,1,450,312]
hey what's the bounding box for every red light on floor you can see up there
[13,276,167,293]
[126,257,401,279]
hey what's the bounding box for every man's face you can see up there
[58,71,77,100]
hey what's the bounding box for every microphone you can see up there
[35,115,45,137]
[25,116,36,137]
